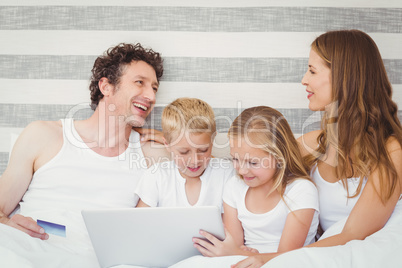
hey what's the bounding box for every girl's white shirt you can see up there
[223,175,319,253]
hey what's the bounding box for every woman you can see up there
[233,29,402,267]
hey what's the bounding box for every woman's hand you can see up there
[231,253,278,268]
[240,245,259,254]
[231,255,269,268]
[193,228,244,257]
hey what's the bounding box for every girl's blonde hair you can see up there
[304,29,402,202]
[228,106,311,197]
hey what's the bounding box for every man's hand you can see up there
[1,214,49,240]
[135,128,164,144]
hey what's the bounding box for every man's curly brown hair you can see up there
[89,43,164,110]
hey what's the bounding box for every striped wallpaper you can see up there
[0,1,401,174]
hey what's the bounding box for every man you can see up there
[0,43,164,240]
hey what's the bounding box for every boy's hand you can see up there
[1,214,49,240]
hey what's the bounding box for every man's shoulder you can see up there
[26,120,62,131]
[8,120,64,172]
[23,120,63,140]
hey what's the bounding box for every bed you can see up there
[1,174,401,268]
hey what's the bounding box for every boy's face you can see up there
[166,132,213,180]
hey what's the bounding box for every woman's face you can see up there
[301,49,333,111]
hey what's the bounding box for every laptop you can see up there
[82,206,225,268]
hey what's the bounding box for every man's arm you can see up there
[0,121,62,239]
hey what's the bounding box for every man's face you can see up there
[110,60,159,127]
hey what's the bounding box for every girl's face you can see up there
[230,137,278,191]
[301,49,333,111]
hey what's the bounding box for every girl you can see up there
[234,29,402,268]
[192,106,319,256]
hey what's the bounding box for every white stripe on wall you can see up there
[3,79,402,109]
[0,128,23,153]
[1,31,401,59]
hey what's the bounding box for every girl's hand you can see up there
[134,128,164,144]
[192,228,243,257]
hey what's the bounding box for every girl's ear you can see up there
[99,77,113,97]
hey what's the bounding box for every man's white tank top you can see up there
[311,165,367,231]
[18,118,147,238]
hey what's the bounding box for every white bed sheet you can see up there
[1,201,401,268]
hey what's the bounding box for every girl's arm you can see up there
[193,202,249,257]
[135,199,151,208]
[277,208,316,252]
[222,201,245,246]
[231,208,316,268]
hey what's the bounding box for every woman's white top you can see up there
[223,176,319,253]
[135,158,234,211]
[311,165,367,231]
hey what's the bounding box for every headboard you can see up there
[1,1,401,174]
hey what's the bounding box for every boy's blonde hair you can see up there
[162,98,216,144]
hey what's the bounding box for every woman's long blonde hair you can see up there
[304,29,402,202]
[229,106,311,197]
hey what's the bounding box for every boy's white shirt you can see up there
[135,158,235,211]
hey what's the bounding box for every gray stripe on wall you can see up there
[0,104,321,133]
[2,56,402,84]
[2,106,401,175]
[0,152,8,175]
[0,6,401,33]
[144,107,323,135]
[2,103,401,134]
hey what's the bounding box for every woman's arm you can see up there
[309,138,402,247]
[193,202,248,256]
[296,130,321,157]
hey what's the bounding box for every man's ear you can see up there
[99,77,113,97]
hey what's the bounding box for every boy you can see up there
[136,98,234,210]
